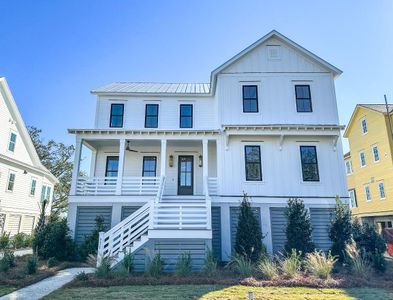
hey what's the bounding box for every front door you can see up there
[178,156,193,195]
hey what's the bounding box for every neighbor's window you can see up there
[30,179,37,196]
[378,181,386,199]
[349,189,357,208]
[110,103,124,128]
[295,85,312,112]
[8,132,17,152]
[145,104,159,128]
[40,185,52,202]
[359,151,366,167]
[244,145,262,181]
[300,146,319,181]
[180,104,193,128]
[372,145,380,162]
[364,185,371,201]
[242,85,259,113]
[105,156,119,177]
[7,172,16,192]
[361,118,368,134]
[142,156,157,177]
[345,160,353,175]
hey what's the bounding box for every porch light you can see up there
[198,155,203,167]
[169,155,174,167]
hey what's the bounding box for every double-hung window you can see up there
[300,146,319,181]
[361,118,368,134]
[378,181,386,199]
[7,172,16,192]
[145,104,159,128]
[105,156,119,177]
[364,185,371,201]
[345,160,353,175]
[348,189,357,208]
[372,145,380,162]
[110,104,124,128]
[8,132,17,152]
[244,146,262,181]
[242,85,259,113]
[180,104,193,128]
[40,185,52,202]
[359,151,366,167]
[295,85,312,112]
[30,179,37,196]
[142,156,157,177]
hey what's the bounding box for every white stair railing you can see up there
[204,176,212,230]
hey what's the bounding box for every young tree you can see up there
[28,126,74,215]
[329,196,353,262]
[284,198,314,255]
[234,193,264,262]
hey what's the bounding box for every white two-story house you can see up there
[67,31,347,270]
[0,77,57,236]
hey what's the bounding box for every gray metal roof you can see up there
[359,104,393,114]
[91,82,211,95]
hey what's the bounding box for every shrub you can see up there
[79,216,107,259]
[234,193,264,262]
[47,257,59,268]
[95,256,113,278]
[228,254,253,278]
[203,248,218,277]
[122,250,134,274]
[305,250,337,279]
[175,252,192,276]
[284,198,314,255]
[329,197,353,262]
[23,234,34,248]
[258,258,279,280]
[148,252,164,278]
[33,216,76,261]
[372,251,386,273]
[0,249,15,272]
[0,232,10,250]
[12,233,27,249]
[280,249,302,278]
[76,271,89,281]
[25,255,38,274]
[345,242,369,277]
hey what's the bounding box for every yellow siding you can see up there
[346,107,393,217]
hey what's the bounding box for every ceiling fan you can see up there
[126,141,138,153]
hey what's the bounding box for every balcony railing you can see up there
[76,176,161,196]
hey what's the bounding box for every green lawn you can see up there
[0,285,17,296]
[44,285,393,300]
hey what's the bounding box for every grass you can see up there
[44,285,393,300]
[0,285,17,296]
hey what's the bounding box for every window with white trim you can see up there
[364,185,371,201]
[372,145,380,162]
[345,160,353,175]
[40,185,52,202]
[8,132,17,152]
[30,179,37,196]
[348,189,357,208]
[7,172,16,192]
[361,118,368,134]
[359,151,366,167]
[378,181,386,199]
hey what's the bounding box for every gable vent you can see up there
[267,45,281,60]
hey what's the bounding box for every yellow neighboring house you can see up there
[344,104,393,231]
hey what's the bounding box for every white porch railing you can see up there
[208,177,218,195]
[76,176,161,196]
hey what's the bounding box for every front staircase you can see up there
[97,176,212,267]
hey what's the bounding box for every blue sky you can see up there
[1,1,392,153]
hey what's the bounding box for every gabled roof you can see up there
[344,104,393,138]
[92,30,342,97]
[0,77,58,183]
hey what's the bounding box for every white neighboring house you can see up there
[0,77,57,236]
[67,30,347,270]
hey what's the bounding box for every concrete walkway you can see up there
[0,249,32,259]
[0,267,95,300]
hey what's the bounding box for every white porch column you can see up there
[70,137,83,195]
[89,148,97,177]
[160,139,167,177]
[260,206,273,254]
[116,139,126,195]
[202,139,209,194]
[216,137,222,195]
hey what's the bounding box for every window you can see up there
[242,85,258,113]
[345,160,353,175]
[378,181,386,199]
[300,146,319,182]
[244,146,262,181]
[359,151,366,167]
[142,156,157,177]
[349,189,357,208]
[295,85,312,112]
[180,104,193,128]
[8,132,17,152]
[364,185,371,201]
[40,185,51,202]
[105,156,119,177]
[30,179,37,196]
[361,118,368,134]
[7,172,16,192]
[109,104,124,128]
[372,145,380,162]
[145,104,159,128]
